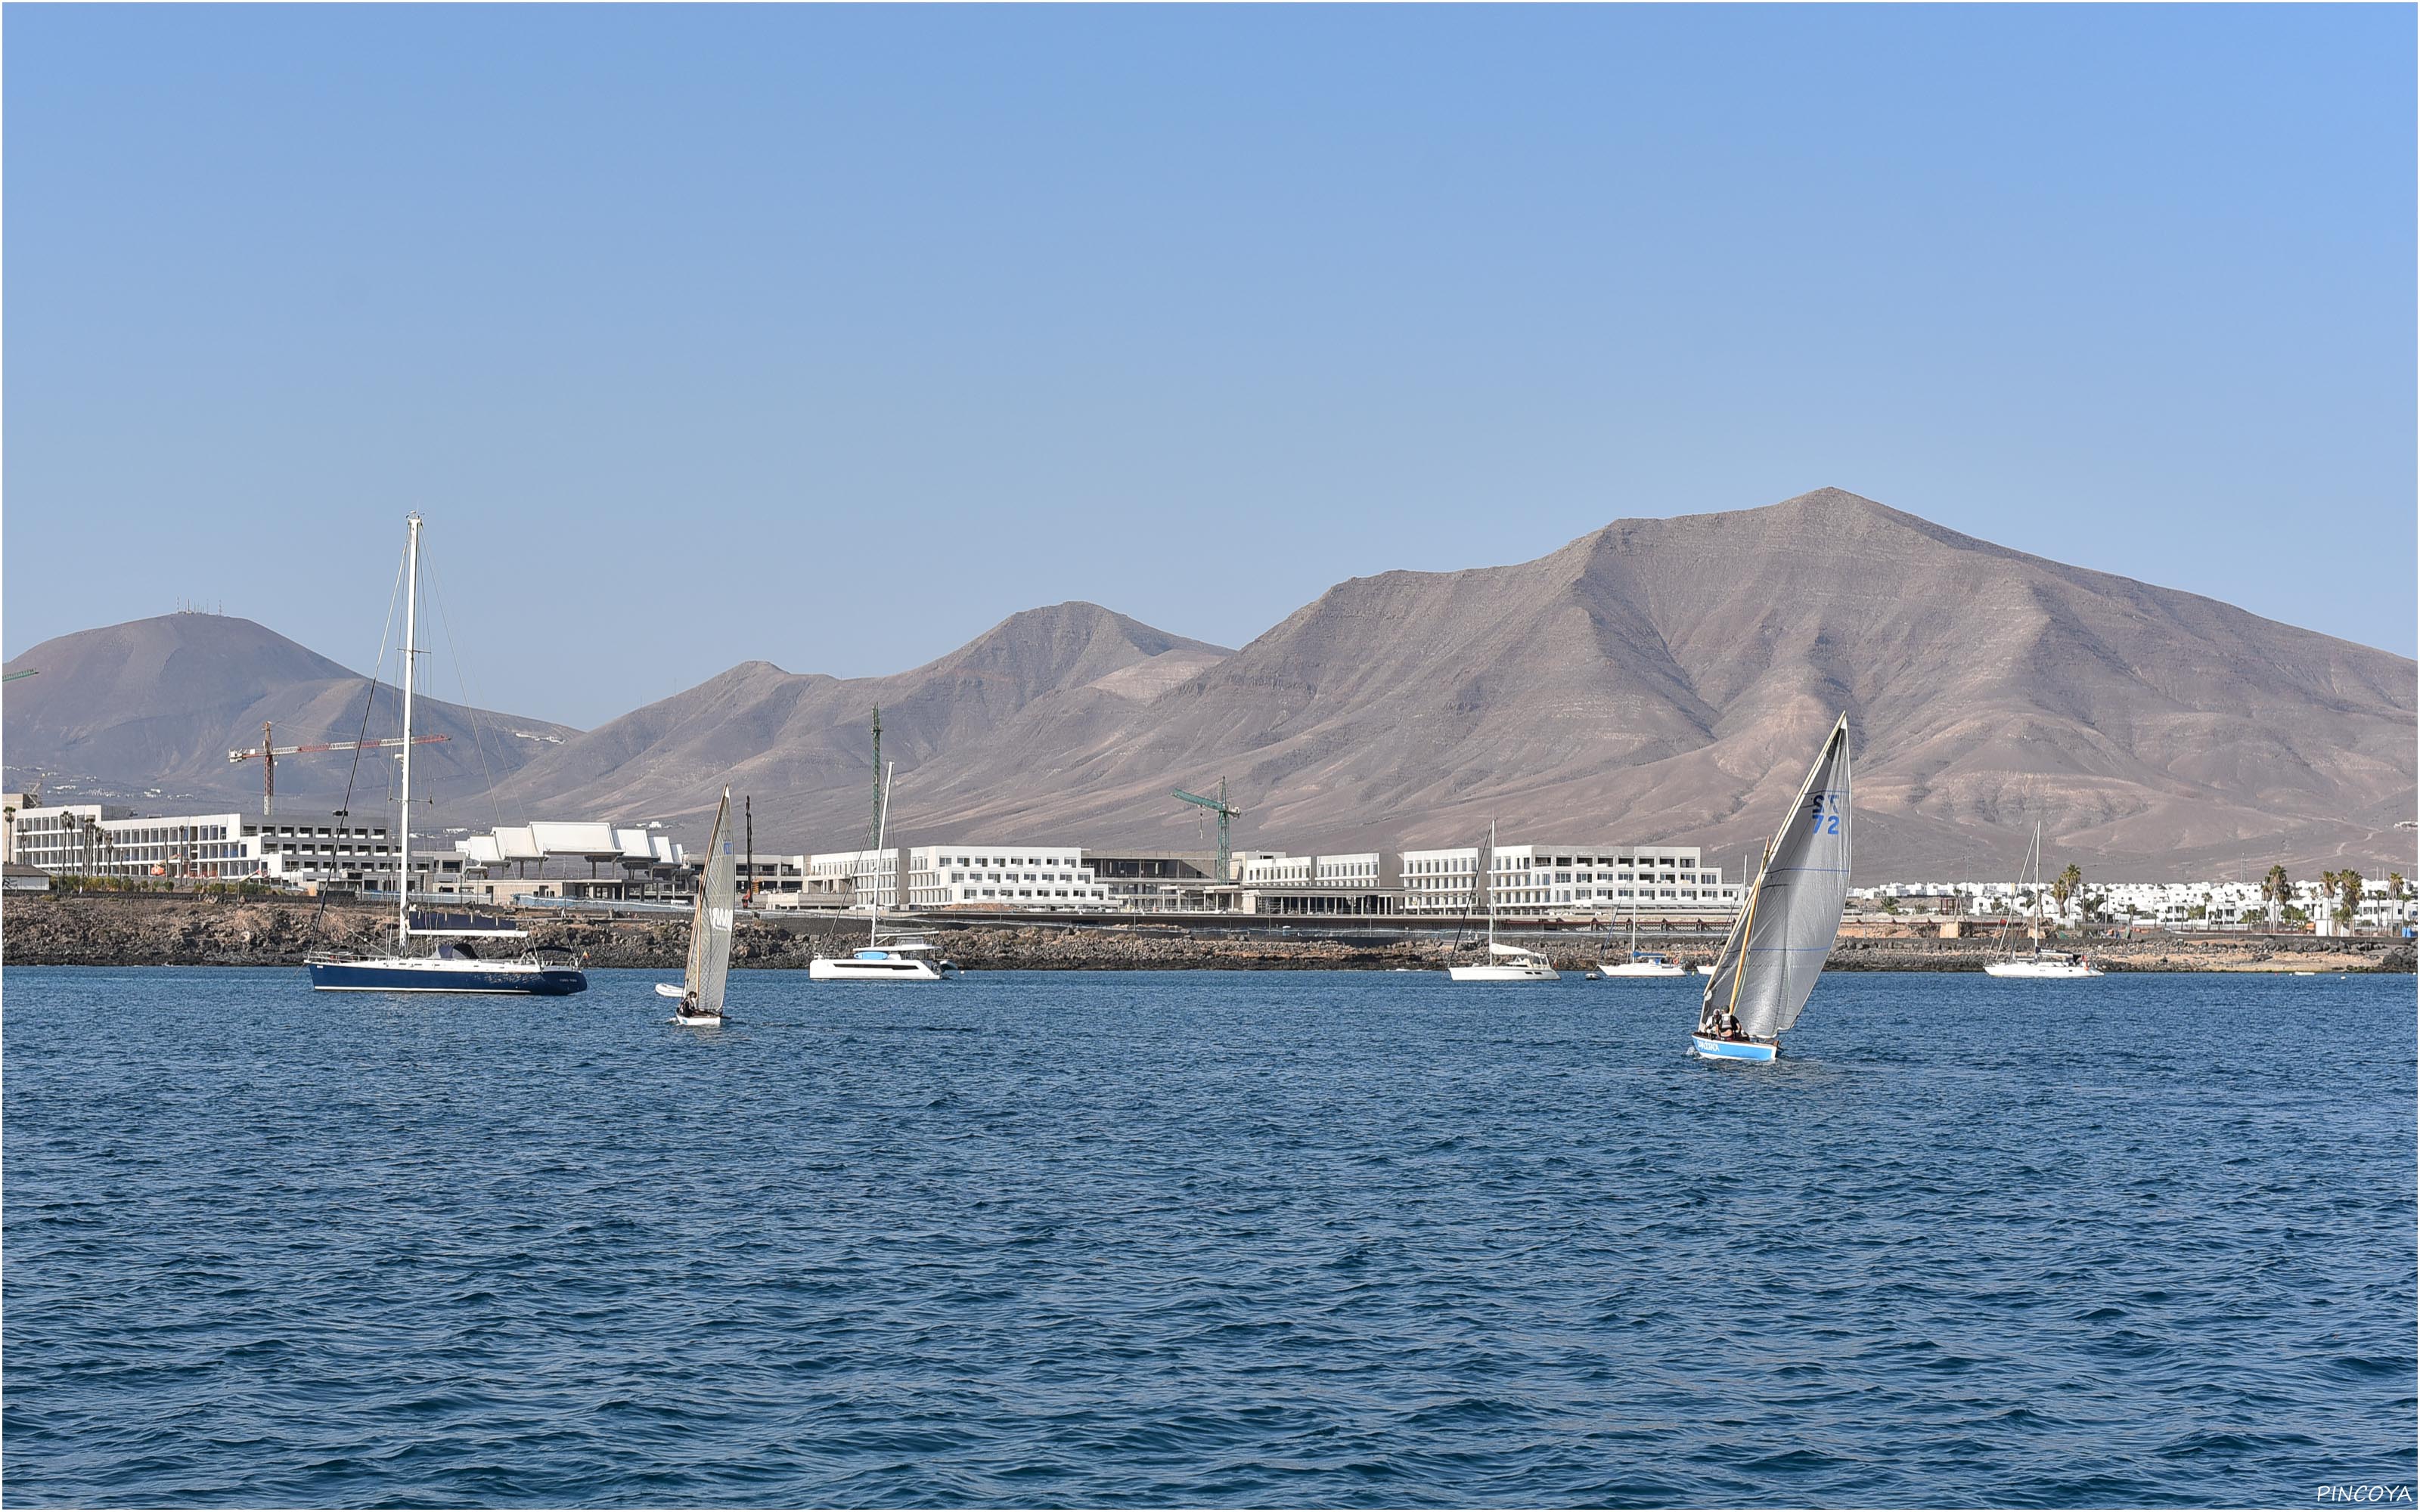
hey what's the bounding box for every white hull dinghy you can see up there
[1691,714,1854,1063]
[661,788,739,1024]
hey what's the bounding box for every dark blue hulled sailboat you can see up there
[1692,714,1852,1061]
[307,514,585,997]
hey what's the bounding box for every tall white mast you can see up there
[1485,820,1497,950]
[870,761,894,945]
[398,513,422,953]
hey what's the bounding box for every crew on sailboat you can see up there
[1689,714,1854,1061]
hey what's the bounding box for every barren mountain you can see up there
[11,493,2412,880]
[1,614,579,816]
[891,489,2417,879]
[482,603,1234,845]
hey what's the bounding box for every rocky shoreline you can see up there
[3,896,2410,974]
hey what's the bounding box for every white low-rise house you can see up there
[1400,841,1737,916]
[1851,875,2416,931]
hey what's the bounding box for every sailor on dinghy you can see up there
[1690,714,1854,1063]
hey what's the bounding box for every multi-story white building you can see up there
[4,804,449,888]
[1399,841,1738,916]
[806,843,1112,911]
[1236,852,1399,915]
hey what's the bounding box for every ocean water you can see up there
[4,966,2412,1507]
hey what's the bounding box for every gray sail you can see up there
[1700,715,1853,1040]
[684,789,737,1016]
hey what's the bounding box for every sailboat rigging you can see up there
[1690,714,1852,1060]
[658,787,737,1022]
[1598,875,1685,978]
[1446,821,1558,981]
[808,744,954,982]
[307,516,586,996]
[1983,820,2103,978]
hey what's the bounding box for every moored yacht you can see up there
[1984,822,2104,978]
[809,751,957,984]
[307,515,586,997]
[1445,821,1559,982]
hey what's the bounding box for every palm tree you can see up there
[2052,863,2083,922]
[2263,864,2291,929]
[2339,872,2366,931]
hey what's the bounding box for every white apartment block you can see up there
[1399,842,1739,916]
[806,843,1112,911]
[4,803,457,888]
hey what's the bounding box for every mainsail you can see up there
[1699,714,1854,1040]
[684,789,737,1016]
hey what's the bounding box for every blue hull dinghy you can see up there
[1691,714,1854,1063]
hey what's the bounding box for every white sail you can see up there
[683,789,737,1016]
[1699,714,1854,1040]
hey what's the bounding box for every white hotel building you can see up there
[805,844,1112,910]
[4,802,448,888]
[1400,842,1740,916]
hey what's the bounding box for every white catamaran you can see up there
[1983,820,2103,978]
[656,787,737,1023]
[1447,822,1558,981]
[808,761,952,982]
[307,514,585,996]
[1692,714,1853,1061]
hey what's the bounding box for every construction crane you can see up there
[1173,778,1244,885]
[228,720,450,817]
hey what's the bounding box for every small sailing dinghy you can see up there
[1447,822,1558,981]
[1983,821,2103,978]
[1692,714,1853,1061]
[659,787,737,1024]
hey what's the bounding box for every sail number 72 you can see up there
[1808,794,1842,835]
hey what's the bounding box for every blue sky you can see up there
[7,4,2412,727]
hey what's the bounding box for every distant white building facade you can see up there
[805,843,1112,910]
[5,803,433,888]
[1399,841,1739,916]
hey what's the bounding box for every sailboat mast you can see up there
[870,761,895,945]
[1485,821,1497,948]
[396,513,422,953]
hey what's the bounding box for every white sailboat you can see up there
[1598,888,1685,978]
[1447,822,1558,981]
[1983,820,2103,978]
[1691,714,1853,1061]
[656,787,737,1023]
[307,515,585,996]
[808,761,951,983]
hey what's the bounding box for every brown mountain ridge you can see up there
[9,490,2412,880]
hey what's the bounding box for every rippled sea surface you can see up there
[5,967,2413,1506]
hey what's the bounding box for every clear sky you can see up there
[6,4,2412,728]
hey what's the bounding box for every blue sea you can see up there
[5,967,2413,1507]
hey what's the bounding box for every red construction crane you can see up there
[228,721,450,816]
